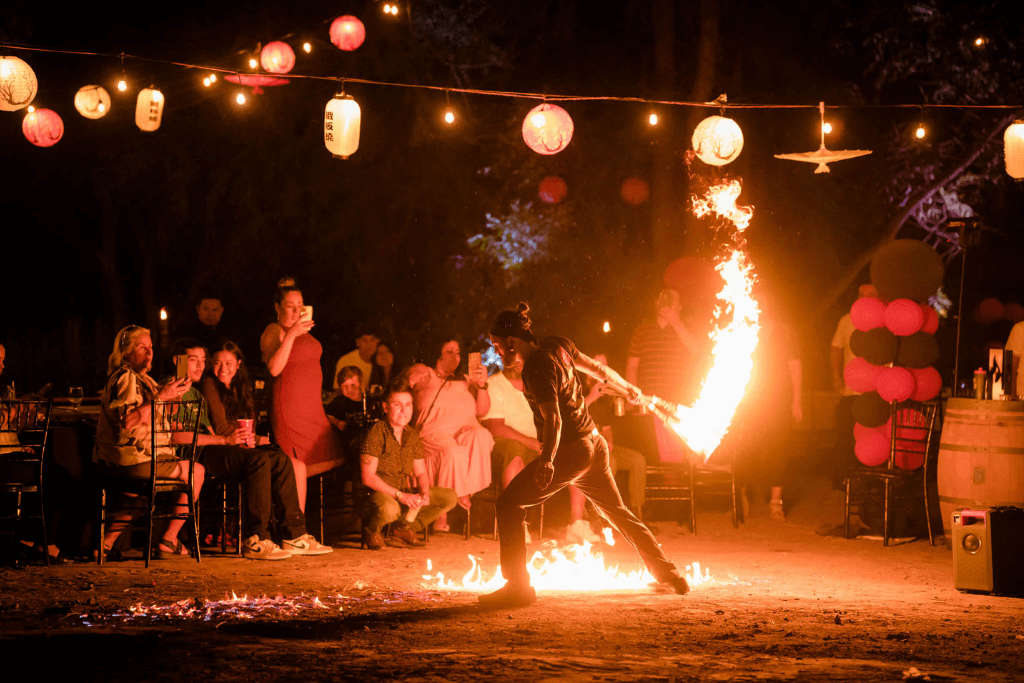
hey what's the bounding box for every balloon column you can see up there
[849,239,944,469]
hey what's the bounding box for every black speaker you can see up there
[952,507,1024,595]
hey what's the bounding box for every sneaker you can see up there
[478,582,537,609]
[769,501,786,522]
[663,574,691,595]
[282,533,334,556]
[565,519,600,545]
[242,535,292,561]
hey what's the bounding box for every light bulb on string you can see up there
[117,79,128,93]
[27,105,34,113]
[203,77,211,87]
[648,111,659,126]
[209,74,217,83]
[915,107,926,140]
[383,3,392,13]
[975,36,987,47]
[236,92,247,105]
[248,58,258,69]
[444,109,455,124]
[303,42,312,53]
[822,121,833,135]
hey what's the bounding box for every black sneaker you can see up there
[478,583,537,608]
[663,575,691,595]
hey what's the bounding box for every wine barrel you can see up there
[937,398,1024,533]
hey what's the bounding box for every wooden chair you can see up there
[0,399,53,564]
[845,399,940,546]
[98,398,204,567]
[642,460,696,532]
[693,452,740,530]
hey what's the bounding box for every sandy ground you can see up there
[1,478,1022,682]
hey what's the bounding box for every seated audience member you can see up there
[405,336,493,531]
[359,380,457,549]
[334,323,381,392]
[326,366,367,431]
[190,340,332,559]
[367,339,397,395]
[93,326,204,559]
[480,352,542,489]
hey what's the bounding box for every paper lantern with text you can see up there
[910,366,942,401]
[260,41,295,74]
[135,88,164,132]
[844,357,883,394]
[855,426,890,466]
[921,303,939,334]
[691,115,744,166]
[74,85,110,119]
[1004,119,1024,179]
[22,108,63,147]
[853,391,890,428]
[620,177,649,205]
[849,328,899,366]
[870,239,944,303]
[877,366,916,403]
[522,103,574,155]
[0,56,37,111]
[538,176,568,204]
[884,298,925,336]
[330,16,365,51]
[324,94,360,159]
[896,332,939,369]
[851,296,886,331]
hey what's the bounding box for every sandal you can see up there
[154,540,190,560]
[94,546,126,562]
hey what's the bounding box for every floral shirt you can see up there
[94,367,175,467]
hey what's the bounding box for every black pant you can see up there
[496,431,679,587]
[198,445,305,541]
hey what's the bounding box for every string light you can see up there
[648,111,659,126]
[822,121,833,134]
[27,105,34,113]
[383,3,399,15]
[916,124,926,139]
[209,73,217,83]
[603,321,611,333]
[248,57,258,69]
[203,77,211,87]
[117,79,128,92]
[236,92,247,105]
[975,36,987,47]
[444,109,455,124]
[303,42,312,53]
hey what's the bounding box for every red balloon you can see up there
[330,15,366,51]
[538,176,568,204]
[910,366,942,401]
[884,298,925,336]
[844,357,883,394]
[877,366,916,403]
[620,177,650,205]
[920,303,939,334]
[851,297,886,332]
[855,427,890,466]
[22,108,63,147]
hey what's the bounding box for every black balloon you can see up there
[850,327,899,366]
[897,332,940,368]
[854,391,891,428]
[870,239,945,303]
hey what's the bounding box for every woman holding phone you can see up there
[260,279,345,510]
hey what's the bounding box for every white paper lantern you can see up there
[324,94,360,159]
[1004,119,1024,180]
[692,115,744,166]
[0,56,38,111]
[135,88,164,132]
[522,103,574,155]
[74,85,111,120]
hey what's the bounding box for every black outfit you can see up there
[496,336,680,587]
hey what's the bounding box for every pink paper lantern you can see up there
[22,108,63,147]
[330,16,366,51]
[538,176,568,204]
[522,103,574,155]
[884,298,925,336]
[850,297,886,331]
[844,357,883,394]
[260,41,296,74]
[877,366,916,403]
[910,366,942,401]
[620,177,650,206]
[855,427,890,466]
[920,303,939,334]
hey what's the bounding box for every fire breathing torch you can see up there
[590,361,683,431]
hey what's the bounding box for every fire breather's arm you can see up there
[576,351,642,403]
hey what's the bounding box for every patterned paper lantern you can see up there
[522,103,574,155]
[22,108,63,147]
[691,115,744,166]
[844,357,883,394]
[135,88,164,132]
[0,56,37,111]
[1004,119,1024,180]
[884,298,925,336]
[920,303,940,334]
[330,16,366,51]
[74,85,110,119]
[324,94,360,159]
[851,297,886,331]
[260,41,296,74]
[877,366,916,403]
[538,176,568,204]
[620,177,650,205]
[910,366,942,401]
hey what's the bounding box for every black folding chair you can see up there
[0,399,53,564]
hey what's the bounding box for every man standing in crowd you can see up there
[334,323,381,392]
[831,284,878,487]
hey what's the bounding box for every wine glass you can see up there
[69,387,84,410]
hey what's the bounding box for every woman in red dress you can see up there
[261,279,345,510]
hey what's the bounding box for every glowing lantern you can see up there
[538,176,568,204]
[1004,119,1024,179]
[691,115,744,166]
[620,177,649,206]
[260,41,295,74]
[910,366,942,402]
[850,296,886,332]
[843,357,883,395]
[135,88,164,132]
[330,16,366,51]
[522,103,574,155]
[0,56,38,111]
[324,94,360,159]
[22,108,63,147]
[74,85,110,120]
[884,298,925,336]
[876,366,916,403]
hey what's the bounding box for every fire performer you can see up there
[481,303,691,608]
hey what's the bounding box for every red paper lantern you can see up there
[538,176,568,204]
[850,297,886,331]
[620,177,649,205]
[855,427,890,466]
[330,16,366,51]
[910,366,941,401]
[522,103,574,155]
[844,357,883,394]
[22,108,63,147]
[260,41,296,74]
[884,298,925,336]
[876,366,915,403]
[920,303,939,334]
